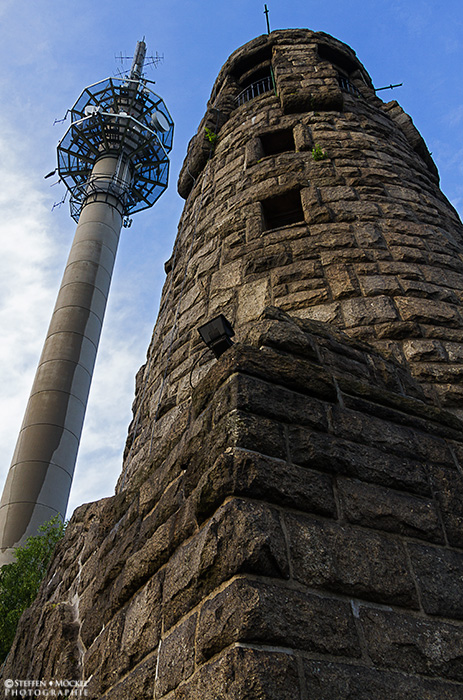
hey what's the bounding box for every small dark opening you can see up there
[260,129,295,156]
[262,190,304,231]
[232,45,273,83]
[317,43,358,75]
[240,66,271,90]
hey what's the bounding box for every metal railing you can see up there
[235,75,273,106]
[338,74,360,97]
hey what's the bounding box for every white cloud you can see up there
[0,128,67,491]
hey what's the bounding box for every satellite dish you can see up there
[151,111,169,132]
[84,105,102,116]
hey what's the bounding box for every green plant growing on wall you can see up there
[312,144,328,161]
[204,126,218,150]
[0,515,66,663]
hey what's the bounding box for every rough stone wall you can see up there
[122,30,463,497]
[4,308,463,698]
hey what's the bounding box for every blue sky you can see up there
[0,0,462,518]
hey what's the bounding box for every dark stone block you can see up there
[338,478,444,542]
[156,614,197,696]
[360,606,463,681]
[193,449,336,523]
[109,505,194,611]
[286,513,418,607]
[212,372,330,431]
[196,577,361,662]
[430,466,463,548]
[331,406,427,461]
[409,544,463,619]
[175,646,300,700]
[191,344,337,419]
[101,654,158,700]
[287,428,430,494]
[219,410,288,460]
[118,573,162,667]
[246,315,320,361]
[303,659,463,699]
[162,499,289,628]
[84,608,128,697]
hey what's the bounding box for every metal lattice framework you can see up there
[57,77,174,221]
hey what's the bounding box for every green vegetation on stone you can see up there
[312,143,328,161]
[204,126,218,148]
[0,516,66,663]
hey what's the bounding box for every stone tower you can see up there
[3,30,463,699]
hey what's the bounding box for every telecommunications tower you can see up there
[0,41,174,565]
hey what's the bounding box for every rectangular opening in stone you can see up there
[261,190,304,231]
[232,46,273,85]
[260,129,295,157]
[317,43,358,75]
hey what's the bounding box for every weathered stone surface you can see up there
[100,654,158,700]
[408,544,463,619]
[338,478,444,542]
[359,606,463,681]
[174,646,300,700]
[287,427,430,494]
[286,513,418,606]
[156,614,197,696]
[303,659,463,699]
[429,465,463,548]
[162,498,289,628]
[196,577,361,661]
[193,449,336,523]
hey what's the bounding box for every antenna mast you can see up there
[0,40,174,566]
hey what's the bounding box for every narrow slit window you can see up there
[261,190,304,231]
[260,129,295,157]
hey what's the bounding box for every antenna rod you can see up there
[130,40,147,80]
[375,82,403,91]
[264,4,271,35]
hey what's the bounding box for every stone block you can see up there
[403,339,447,362]
[155,614,197,696]
[395,296,462,327]
[287,428,430,494]
[338,478,443,542]
[325,265,358,299]
[120,573,162,666]
[220,409,288,460]
[245,316,320,360]
[237,277,269,322]
[84,608,128,696]
[196,577,360,662]
[193,449,336,523]
[359,274,402,297]
[210,259,243,292]
[174,646,300,700]
[330,406,419,460]
[359,606,463,681]
[212,373,330,431]
[341,295,398,327]
[303,658,463,699]
[162,498,289,628]
[293,122,313,151]
[286,513,418,607]
[429,466,463,548]
[409,544,463,619]
[101,654,158,700]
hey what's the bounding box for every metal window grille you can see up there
[235,75,273,106]
[338,74,360,96]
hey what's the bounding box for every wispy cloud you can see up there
[0,127,66,489]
